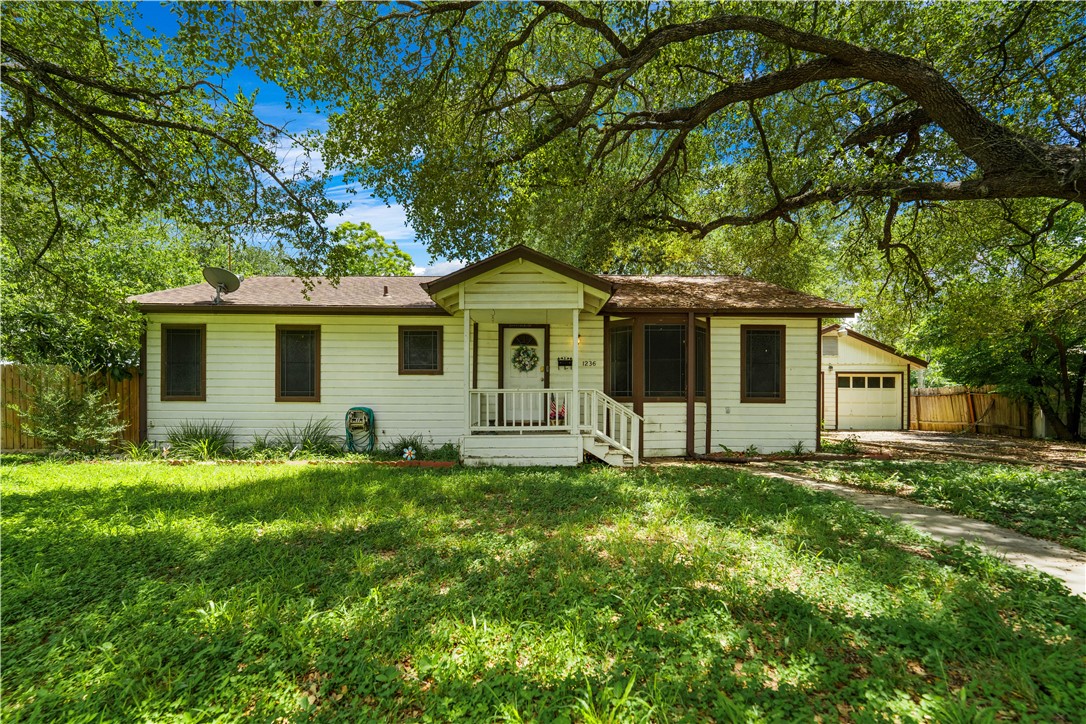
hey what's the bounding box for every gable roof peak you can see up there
[421,245,613,295]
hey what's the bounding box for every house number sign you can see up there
[582,360,596,367]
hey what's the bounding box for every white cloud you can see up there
[275,138,326,176]
[417,259,467,276]
[327,200,414,241]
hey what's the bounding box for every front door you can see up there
[502,327,546,425]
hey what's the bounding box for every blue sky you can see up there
[133,2,463,275]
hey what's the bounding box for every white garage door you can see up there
[837,374,901,430]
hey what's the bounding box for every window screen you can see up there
[163,326,204,399]
[278,328,319,399]
[400,327,442,374]
[743,327,783,400]
[644,324,686,397]
[608,325,633,397]
[822,336,839,356]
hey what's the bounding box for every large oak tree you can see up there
[227,1,1084,279]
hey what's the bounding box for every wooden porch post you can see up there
[570,309,579,436]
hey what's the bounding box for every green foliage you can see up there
[790,440,807,455]
[270,418,342,457]
[324,222,414,277]
[213,2,1082,275]
[385,434,428,460]
[7,367,126,456]
[821,435,861,455]
[119,440,156,461]
[428,442,460,462]
[791,460,1086,550]
[3,462,1084,720]
[167,420,235,460]
[1,2,339,281]
[0,211,292,371]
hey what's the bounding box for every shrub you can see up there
[271,418,342,456]
[120,440,156,461]
[7,366,126,456]
[822,435,861,455]
[429,442,460,462]
[385,435,428,460]
[167,420,234,460]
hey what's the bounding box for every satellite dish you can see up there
[202,267,242,305]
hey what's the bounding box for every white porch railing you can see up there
[578,390,642,464]
[470,389,573,432]
[468,388,642,464]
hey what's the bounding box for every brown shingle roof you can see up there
[131,272,859,316]
[129,276,443,313]
[601,276,860,316]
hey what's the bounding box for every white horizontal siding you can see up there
[643,402,686,457]
[464,265,582,309]
[710,317,819,453]
[461,434,581,466]
[147,313,466,448]
[695,402,707,455]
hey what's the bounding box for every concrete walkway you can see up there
[756,468,1086,596]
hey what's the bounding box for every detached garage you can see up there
[821,326,928,431]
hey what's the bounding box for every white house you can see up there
[820,324,928,431]
[131,246,860,465]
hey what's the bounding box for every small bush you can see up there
[822,435,861,455]
[271,418,342,456]
[8,366,126,456]
[167,420,234,460]
[790,440,807,455]
[385,435,428,460]
[429,442,460,462]
[120,441,156,461]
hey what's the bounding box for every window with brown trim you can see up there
[608,322,633,398]
[399,326,443,374]
[606,318,708,401]
[276,326,320,401]
[644,324,686,398]
[741,325,785,403]
[161,325,205,401]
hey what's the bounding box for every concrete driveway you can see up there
[824,430,1086,469]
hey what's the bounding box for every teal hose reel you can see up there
[345,407,376,452]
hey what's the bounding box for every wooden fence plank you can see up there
[910,386,1031,438]
[0,365,141,452]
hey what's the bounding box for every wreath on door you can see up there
[511,345,539,373]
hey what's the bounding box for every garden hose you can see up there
[345,407,376,452]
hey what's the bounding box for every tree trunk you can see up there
[1032,384,1076,441]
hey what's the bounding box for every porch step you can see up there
[582,436,634,467]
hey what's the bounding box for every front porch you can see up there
[420,247,640,465]
[464,388,641,466]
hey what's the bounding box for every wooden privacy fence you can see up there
[910,385,1031,438]
[1,364,141,451]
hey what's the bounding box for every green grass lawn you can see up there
[3,460,1084,722]
[776,460,1086,551]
